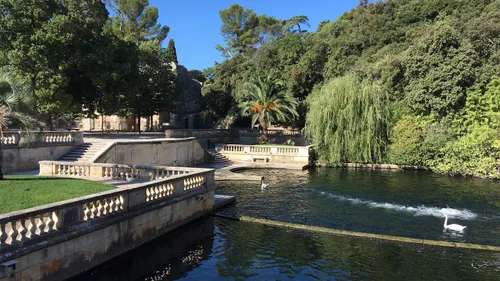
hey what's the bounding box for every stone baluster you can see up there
[154,186,159,200]
[0,223,8,244]
[17,219,27,242]
[108,198,115,213]
[35,214,46,235]
[83,204,91,221]
[25,217,36,239]
[6,221,19,244]
[45,213,55,233]
[102,199,109,215]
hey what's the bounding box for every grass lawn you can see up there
[0,175,115,214]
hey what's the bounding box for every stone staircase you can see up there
[59,143,107,162]
[207,149,231,164]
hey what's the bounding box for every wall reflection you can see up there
[70,217,215,281]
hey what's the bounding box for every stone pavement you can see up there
[199,161,309,181]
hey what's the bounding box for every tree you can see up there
[217,4,260,57]
[165,39,178,64]
[188,70,206,84]
[0,0,112,127]
[238,74,298,143]
[124,41,179,132]
[305,74,390,164]
[105,0,170,42]
[0,69,42,179]
[282,16,310,34]
[401,21,478,116]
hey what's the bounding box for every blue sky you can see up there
[150,0,361,71]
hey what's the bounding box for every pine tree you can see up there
[165,39,178,64]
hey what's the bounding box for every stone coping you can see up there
[241,216,500,252]
[110,137,197,144]
[38,161,210,171]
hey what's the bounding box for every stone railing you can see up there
[214,144,312,164]
[0,131,83,147]
[239,129,302,137]
[0,166,214,251]
[216,144,304,155]
[39,161,200,181]
[165,128,302,139]
[165,129,238,138]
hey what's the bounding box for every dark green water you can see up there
[71,169,500,280]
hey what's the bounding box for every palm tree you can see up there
[238,74,298,143]
[0,69,41,179]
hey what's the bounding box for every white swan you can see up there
[261,177,269,190]
[443,214,466,232]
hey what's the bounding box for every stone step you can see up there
[212,159,231,163]
[59,157,92,161]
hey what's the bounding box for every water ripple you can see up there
[319,191,478,220]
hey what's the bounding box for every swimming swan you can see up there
[443,214,466,232]
[261,177,269,190]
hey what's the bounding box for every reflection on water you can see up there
[70,217,215,281]
[72,217,500,281]
[71,168,500,280]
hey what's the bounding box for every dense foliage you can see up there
[0,68,42,179]
[238,74,298,143]
[0,0,180,130]
[305,74,390,164]
[204,0,500,178]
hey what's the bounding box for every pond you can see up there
[71,168,500,281]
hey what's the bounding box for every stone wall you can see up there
[1,132,84,174]
[0,166,215,281]
[0,190,215,281]
[80,115,160,132]
[2,146,74,174]
[95,138,211,166]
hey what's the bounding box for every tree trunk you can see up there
[101,115,104,133]
[137,115,141,134]
[48,113,53,130]
[0,145,4,180]
[258,115,268,144]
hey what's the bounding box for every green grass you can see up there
[0,176,115,214]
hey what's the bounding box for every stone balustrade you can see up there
[165,129,301,139]
[216,144,304,155]
[214,144,312,164]
[238,129,302,137]
[165,129,238,138]
[0,131,83,147]
[0,167,214,251]
[39,161,199,181]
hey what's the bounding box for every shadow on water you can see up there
[70,216,500,281]
[69,217,215,281]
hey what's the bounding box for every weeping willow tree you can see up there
[305,74,390,164]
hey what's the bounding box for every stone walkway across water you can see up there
[198,161,309,181]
